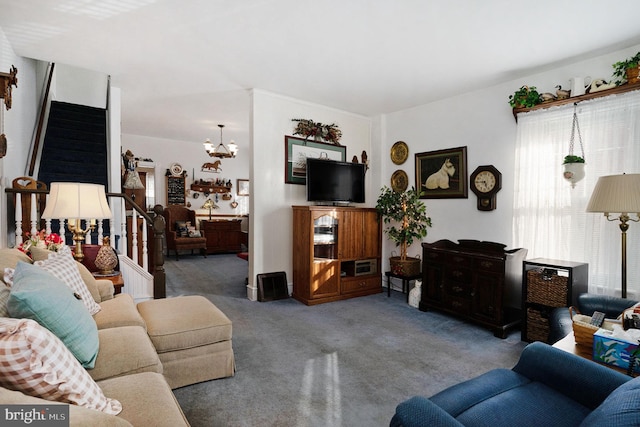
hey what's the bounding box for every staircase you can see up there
[37,101,110,241]
[38,101,108,188]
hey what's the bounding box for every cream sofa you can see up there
[0,248,234,426]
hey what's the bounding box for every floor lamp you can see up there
[42,182,113,262]
[586,174,640,298]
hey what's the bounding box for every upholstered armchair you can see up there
[162,206,207,260]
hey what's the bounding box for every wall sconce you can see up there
[0,66,18,110]
[204,124,238,158]
[42,182,112,262]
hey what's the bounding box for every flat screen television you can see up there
[306,158,366,204]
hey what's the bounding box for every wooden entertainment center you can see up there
[292,206,382,305]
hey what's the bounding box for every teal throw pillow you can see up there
[7,261,99,368]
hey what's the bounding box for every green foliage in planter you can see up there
[508,85,541,108]
[612,51,640,85]
[375,186,432,261]
[563,155,585,164]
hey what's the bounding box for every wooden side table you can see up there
[385,271,422,302]
[92,271,124,295]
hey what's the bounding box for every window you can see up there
[513,91,640,298]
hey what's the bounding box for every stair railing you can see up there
[28,62,55,177]
[4,186,166,299]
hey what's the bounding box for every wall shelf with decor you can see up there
[190,183,231,194]
[512,83,640,121]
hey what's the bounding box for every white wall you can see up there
[0,27,39,247]
[250,90,374,300]
[52,64,109,109]
[382,43,640,263]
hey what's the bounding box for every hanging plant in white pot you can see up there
[563,155,586,188]
[563,105,586,188]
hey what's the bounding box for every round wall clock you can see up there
[470,165,502,211]
[391,170,409,192]
[390,141,409,165]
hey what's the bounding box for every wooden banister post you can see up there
[152,204,166,299]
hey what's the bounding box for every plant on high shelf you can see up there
[612,51,640,86]
[375,186,432,276]
[508,85,541,108]
[291,119,342,145]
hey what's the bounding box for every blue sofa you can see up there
[390,342,640,427]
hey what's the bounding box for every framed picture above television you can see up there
[285,135,346,185]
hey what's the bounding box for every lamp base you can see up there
[68,220,94,263]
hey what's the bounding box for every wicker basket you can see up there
[526,307,550,343]
[526,269,568,307]
[389,256,421,276]
[571,307,617,348]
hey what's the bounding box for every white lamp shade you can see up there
[586,174,640,214]
[42,182,112,219]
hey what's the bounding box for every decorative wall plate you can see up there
[390,141,409,165]
[170,163,183,176]
[391,170,409,192]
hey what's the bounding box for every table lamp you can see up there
[586,173,640,298]
[201,198,217,220]
[42,182,112,262]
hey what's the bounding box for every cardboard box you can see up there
[592,328,640,373]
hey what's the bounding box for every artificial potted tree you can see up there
[375,186,432,276]
[612,51,640,86]
[508,85,541,109]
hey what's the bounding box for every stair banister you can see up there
[5,187,166,299]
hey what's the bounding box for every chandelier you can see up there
[204,124,238,158]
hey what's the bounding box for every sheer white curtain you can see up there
[513,91,640,298]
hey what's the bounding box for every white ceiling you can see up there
[1,0,640,144]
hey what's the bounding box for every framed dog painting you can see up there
[415,146,468,199]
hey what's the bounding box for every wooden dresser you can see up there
[200,219,243,254]
[421,240,527,338]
